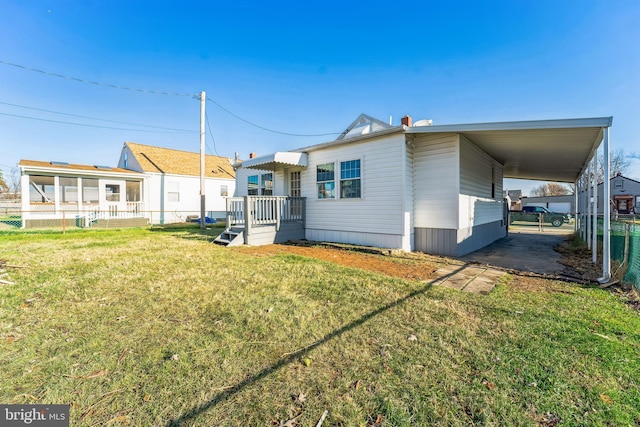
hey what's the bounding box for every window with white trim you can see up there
[317,163,335,199]
[261,173,273,195]
[167,181,179,202]
[340,159,361,199]
[220,185,228,197]
[248,175,259,195]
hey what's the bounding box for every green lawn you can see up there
[1,226,639,426]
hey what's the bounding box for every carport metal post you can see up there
[574,179,579,233]
[592,154,598,263]
[599,127,611,283]
[587,159,592,250]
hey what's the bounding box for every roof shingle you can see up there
[125,142,235,179]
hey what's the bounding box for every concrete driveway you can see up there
[460,224,575,275]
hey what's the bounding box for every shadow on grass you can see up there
[149,223,226,241]
[166,265,466,426]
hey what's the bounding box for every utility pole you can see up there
[200,90,206,229]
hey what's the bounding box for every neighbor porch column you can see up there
[599,127,611,282]
[21,172,29,228]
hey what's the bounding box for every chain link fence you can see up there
[0,210,226,233]
[589,215,640,289]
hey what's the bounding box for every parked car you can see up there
[509,206,568,227]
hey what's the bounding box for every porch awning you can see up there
[242,152,308,170]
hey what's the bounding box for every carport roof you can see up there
[406,117,612,183]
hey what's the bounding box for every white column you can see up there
[77,177,83,213]
[587,161,592,249]
[54,175,61,214]
[599,127,611,282]
[592,154,598,264]
[20,172,29,227]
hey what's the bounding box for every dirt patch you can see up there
[234,243,442,281]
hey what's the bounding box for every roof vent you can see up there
[94,165,113,170]
[413,119,433,127]
[50,161,69,166]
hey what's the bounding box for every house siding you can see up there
[146,173,235,224]
[413,134,506,256]
[302,133,407,249]
[458,135,504,228]
[412,133,459,229]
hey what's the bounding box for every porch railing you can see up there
[226,196,305,229]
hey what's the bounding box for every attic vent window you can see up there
[94,165,113,170]
[50,161,69,166]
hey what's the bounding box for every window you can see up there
[82,179,99,204]
[105,184,121,202]
[167,181,179,202]
[126,181,141,202]
[340,159,361,199]
[290,171,301,197]
[220,185,228,197]
[248,175,259,195]
[29,175,55,203]
[636,196,640,208]
[261,173,273,195]
[317,163,335,199]
[60,177,78,203]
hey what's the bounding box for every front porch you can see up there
[215,196,306,246]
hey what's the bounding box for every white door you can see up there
[103,180,125,217]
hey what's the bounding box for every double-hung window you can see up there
[248,175,259,195]
[261,173,273,195]
[340,159,361,198]
[317,163,335,199]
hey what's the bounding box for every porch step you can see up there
[213,228,244,247]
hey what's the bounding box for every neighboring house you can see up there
[505,190,522,210]
[117,142,236,224]
[18,142,236,228]
[578,173,640,215]
[230,114,507,256]
[19,160,146,228]
[522,194,575,214]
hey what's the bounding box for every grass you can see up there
[1,226,639,426]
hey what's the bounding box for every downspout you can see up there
[598,127,611,283]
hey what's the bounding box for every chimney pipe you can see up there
[401,115,412,127]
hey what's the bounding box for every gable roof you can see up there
[124,142,235,179]
[336,113,394,140]
[19,159,142,177]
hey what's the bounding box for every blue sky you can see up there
[1,0,639,195]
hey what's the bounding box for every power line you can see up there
[205,112,220,157]
[0,59,195,96]
[0,111,193,133]
[206,98,341,137]
[0,100,196,133]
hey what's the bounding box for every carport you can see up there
[407,116,613,282]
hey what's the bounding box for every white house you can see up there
[224,114,611,257]
[18,142,236,228]
[117,142,236,224]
